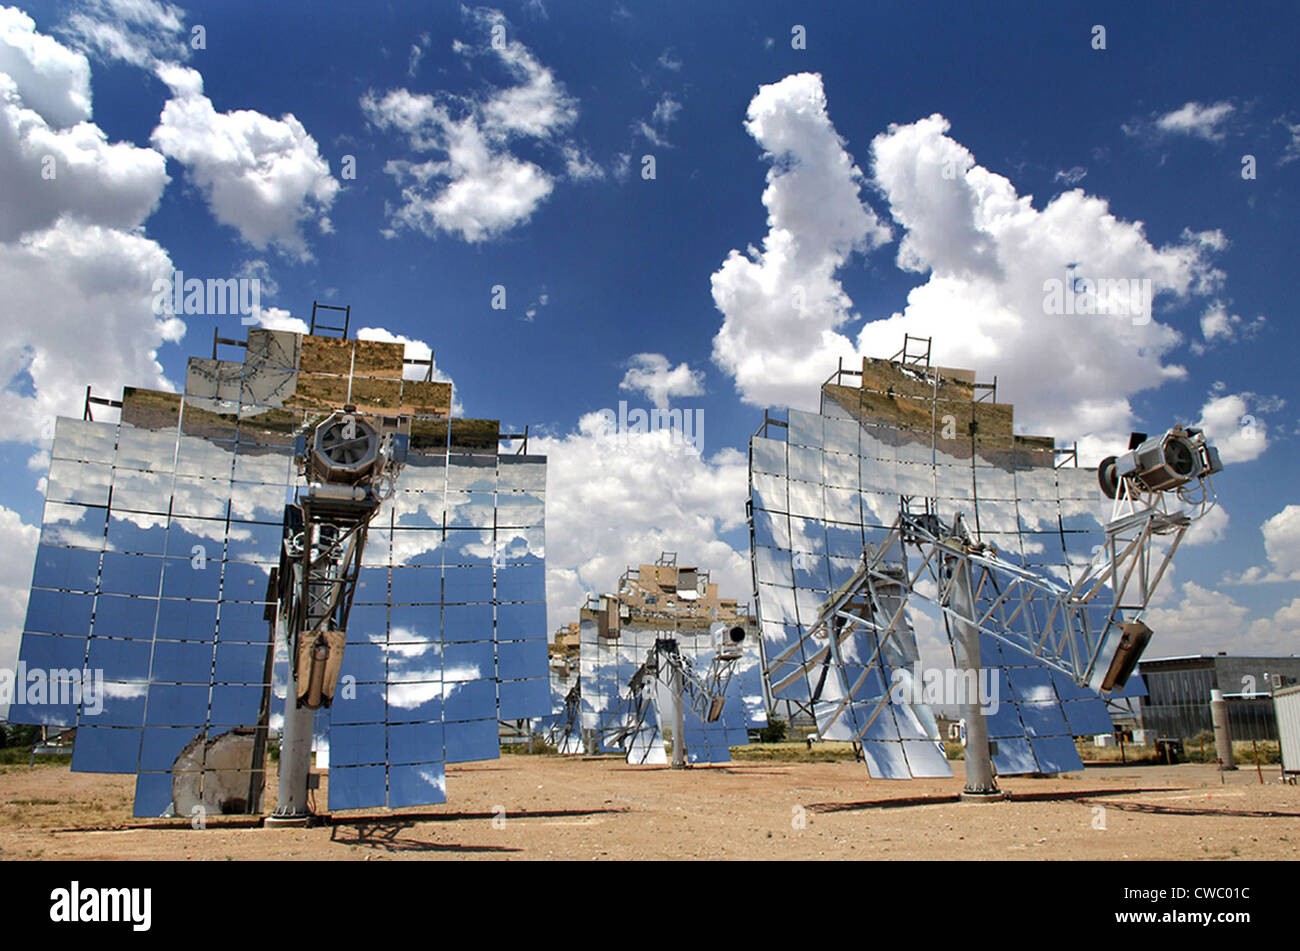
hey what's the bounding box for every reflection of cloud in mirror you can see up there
[381,628,437,657]
[387,682,441,709]
[440,665,481,685]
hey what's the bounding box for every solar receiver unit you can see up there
[9,325,549,817]
[748,339,1211,786]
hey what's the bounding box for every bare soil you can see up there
[1,756,1297,860]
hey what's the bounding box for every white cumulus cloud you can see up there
[0,16,180,448]
[1195,392,1268,464]
[0,8,167,241]
[710,72,892,412]
[0,6,91,127]
[0,503,39,716]
[619,353,704,410]
[1245,598,1300,655]
[1146,579,1300,656]
[531,415,750,635]
[1193,300,1264,353]
[1154,100,1235,141]
[0,219,182,445]
[858,114,1224,450]
[252,306,308,334]
[151,64,340,259]
[362,8,577,243]
[1185,501,1229,546]
[0,72,168,240]
[1234,504,1300,585]
[1143,581,1251,655]
[713,77,1229,454]
[60,0,190,70]
[1261,506,1300,580]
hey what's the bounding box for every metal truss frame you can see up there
[757,476,1206,752]
[764,552,918,745]
[543,683,583,752]
[627,638,743,725]
[590,637,748,765]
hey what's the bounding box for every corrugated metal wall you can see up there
[1275,685,1300,774]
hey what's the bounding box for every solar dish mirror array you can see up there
[577,619,756,765]
[569,560,765,765]
[539,645,583,755]
[11,328,549,816]
[748,353,1144,780]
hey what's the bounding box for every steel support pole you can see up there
[270,688,315,821]
[270,524,321,824]
[671,657,686,769]
[948,555,1000,799]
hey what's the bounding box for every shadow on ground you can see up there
[806,787,1185,814]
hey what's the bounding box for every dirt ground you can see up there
[1,755,1297,860]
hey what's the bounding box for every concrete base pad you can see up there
[263,813,323,827]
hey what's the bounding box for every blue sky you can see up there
[0,0,1297,668]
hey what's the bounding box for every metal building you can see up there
[1275,683,1300,777]
[1137,654,1300,742]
